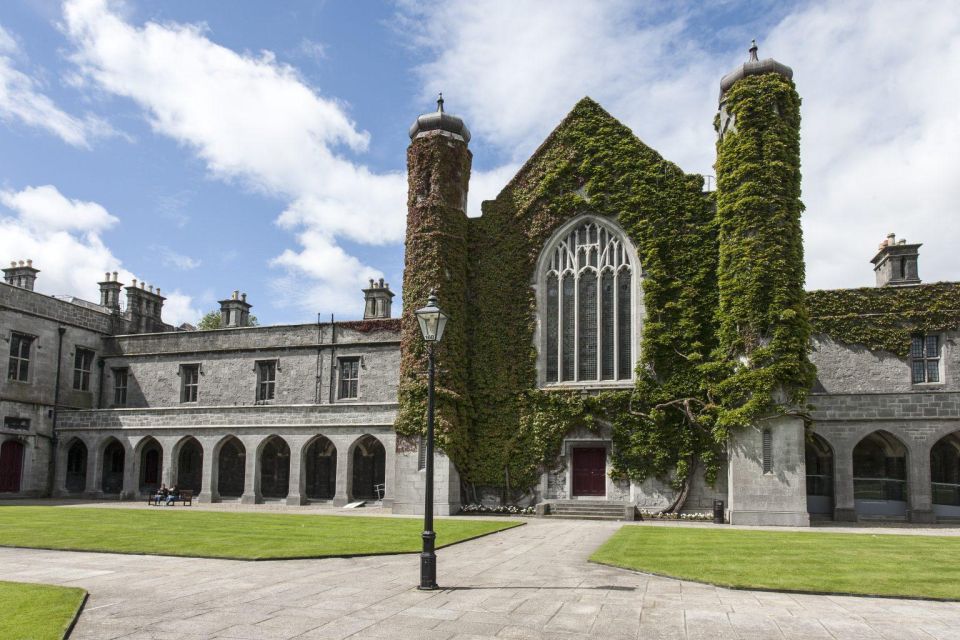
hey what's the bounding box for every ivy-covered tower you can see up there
[714,42,815,526]
[392,95,472,515]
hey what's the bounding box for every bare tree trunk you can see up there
[663,459,697,514]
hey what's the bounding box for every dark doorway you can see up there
[177,438,203,494]
[305,436,337,501]
[217,437,245,498]
[65,440,88,493]
[572,447,606,497]
[259,437,290,499]
[101,440,125,494]
[138,438,162,495]
[805,433,833,516]
[351,435,385,500]
[853,430,907,517]
[0,440,25,493]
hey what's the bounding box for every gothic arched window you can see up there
[539,217,637,384]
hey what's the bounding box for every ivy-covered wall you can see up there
[398,79,813,500]
[807,282,960,356]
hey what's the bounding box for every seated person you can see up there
[165,485,179,506]
[153,484,169,506]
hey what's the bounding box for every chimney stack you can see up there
[871,233,921,287]
[3,259,40,291]
[362,278,396,319]
[98,271,124,311]
[125,277,167,333]
[219,291,253,327]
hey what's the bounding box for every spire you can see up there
[437,92,444,113]
[748,39,759,62]
[719,38,793,102]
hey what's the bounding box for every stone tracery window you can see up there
[542,218,635,384]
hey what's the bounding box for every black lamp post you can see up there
[414,289,448,591]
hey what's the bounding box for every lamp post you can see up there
[414,289,448,591]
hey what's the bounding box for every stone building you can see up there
[2,45,959,525]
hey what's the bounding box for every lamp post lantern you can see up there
[414,289,448,590]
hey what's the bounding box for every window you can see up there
[72,348,94,391]
[3,417,30,431]
[113,368,128,406]
[180,364,199,402]
[542,218,634,383]
[762,429,773,473]
[911,335,940,384]
[256,360,276,402]
[7,332,33,382]
[338,357,360,399]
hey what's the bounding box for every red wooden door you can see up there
[0,441,25,493]
[572,447,606,496]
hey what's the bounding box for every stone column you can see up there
[832,441,857,522]
[285,437,307,506]
[333,437,351,506]
[240,436,260,504]
[381,433,396,508]
[198,437,217,503]
[84,438,100,498]
[121,439,138,500]
[159,437,177,489]
[908,443,935,523]
[52,440,69,498]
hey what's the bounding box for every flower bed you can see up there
[638,510,713,522]
[460,504,535,516]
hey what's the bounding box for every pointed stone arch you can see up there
[215,436,246,498]
[64,438,88,494]
[303,435,337,501]
[931,431,960,518]
[350,434,385,501]
[100,437,126,495]
[853,430,908,518]
[258,436,291,499]
[135,436,163,495]
[173,436,204,495]
[805,432,834,516]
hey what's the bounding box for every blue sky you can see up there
[0,1,957,326]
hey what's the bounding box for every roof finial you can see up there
[749,39,759,62]
[437,92,444,113]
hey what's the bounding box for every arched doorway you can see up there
[176,437,203,494]
[216,437,245,498]
[351,435,385,501]
[853,430,907,518]
[259,437,290,499]
[101,439,125,494]
[805,433,833,516]
[931,432,960,519]
[0,440,25,493]
[138,438,163,495]
[65,440,88,493]
[304,436,337,501]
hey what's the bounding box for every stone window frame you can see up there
[910,334,942,385]
[7,331,35,383]
[179,363,201,403]
[337,356,361,400]
[72,347,95,392]
[112,367,129,407]
[3,416,30,431]
[255,359,278,404]
[533,214,643,389]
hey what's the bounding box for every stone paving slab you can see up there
[2,518,960,639]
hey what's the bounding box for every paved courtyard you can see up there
[2,516,960,639]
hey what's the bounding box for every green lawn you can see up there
[591,526,960,600]
[0,506,520,560]
[0,581,86,640]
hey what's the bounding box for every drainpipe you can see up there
[328,314,337,403]
[48,326,66,497]
[314,312,323,404]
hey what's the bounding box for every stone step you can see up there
[550,507,625,515]
[545,513,624,521]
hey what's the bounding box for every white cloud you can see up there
[162,290,202,326]
[0,184,198,325]
[399,0,960,289]
[0,23,113,147]
[155,245,200,270]
[61,0,405,316]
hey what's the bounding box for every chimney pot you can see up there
[112,271,118,281]
[9,261,15,267]
[26,259,32,267]
[156,287,160,295]
[105,272,110,280]
[18,260,24,267]
[233,290,239,300]
[140,281,145,289]
[131,278,137,287]
[241,293,247,302]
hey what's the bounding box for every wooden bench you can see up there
[147,489,194,506]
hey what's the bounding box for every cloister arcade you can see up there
[50,431,394,506]
[804,426,960,522]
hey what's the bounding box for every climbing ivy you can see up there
[708,72,815,437]
[397,81,811,500]
[807,283,960,356]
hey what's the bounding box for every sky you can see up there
[0,0,957,326]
